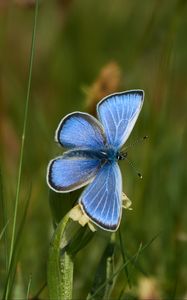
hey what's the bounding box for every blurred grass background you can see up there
[0,0,187,299]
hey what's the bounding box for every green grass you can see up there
[0,0,187,299]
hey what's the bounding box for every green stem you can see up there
[48,215,74,300]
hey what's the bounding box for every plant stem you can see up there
[48,215,74,300]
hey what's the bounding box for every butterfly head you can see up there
[100,148,128,163]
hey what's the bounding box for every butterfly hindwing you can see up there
[56,112,106,149]
[47,149,102,192]
[79,162,122,231]
[97,90,144,149]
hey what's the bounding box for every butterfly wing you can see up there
[47,149,102,192]
[97,90,144,149]
[56,112,106,149]
[79,162,122,231]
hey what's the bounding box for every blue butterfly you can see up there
[47,90,144,231]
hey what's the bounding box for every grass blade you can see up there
[87,233,116,300]
[4,1,39,299]
[3,186,31,300]
[8,0,39,268]
[30,282,46,300]
[118,228,131,288]
[0,168,9,273]
[88,232,160,300]
[66,226,95,257]
[26,275,32,300]
[0,221,9,242]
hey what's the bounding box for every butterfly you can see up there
[47,90,144,231]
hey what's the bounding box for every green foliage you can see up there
[87,233,116,300]
[0,0,187,299]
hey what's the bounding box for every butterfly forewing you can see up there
[97,90,144,149]
[56,112,106,149]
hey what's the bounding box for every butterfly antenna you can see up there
[123,135,148,151]
[125,156,143,179]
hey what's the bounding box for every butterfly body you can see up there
[99,147,118,162]
[47,90,144,231]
